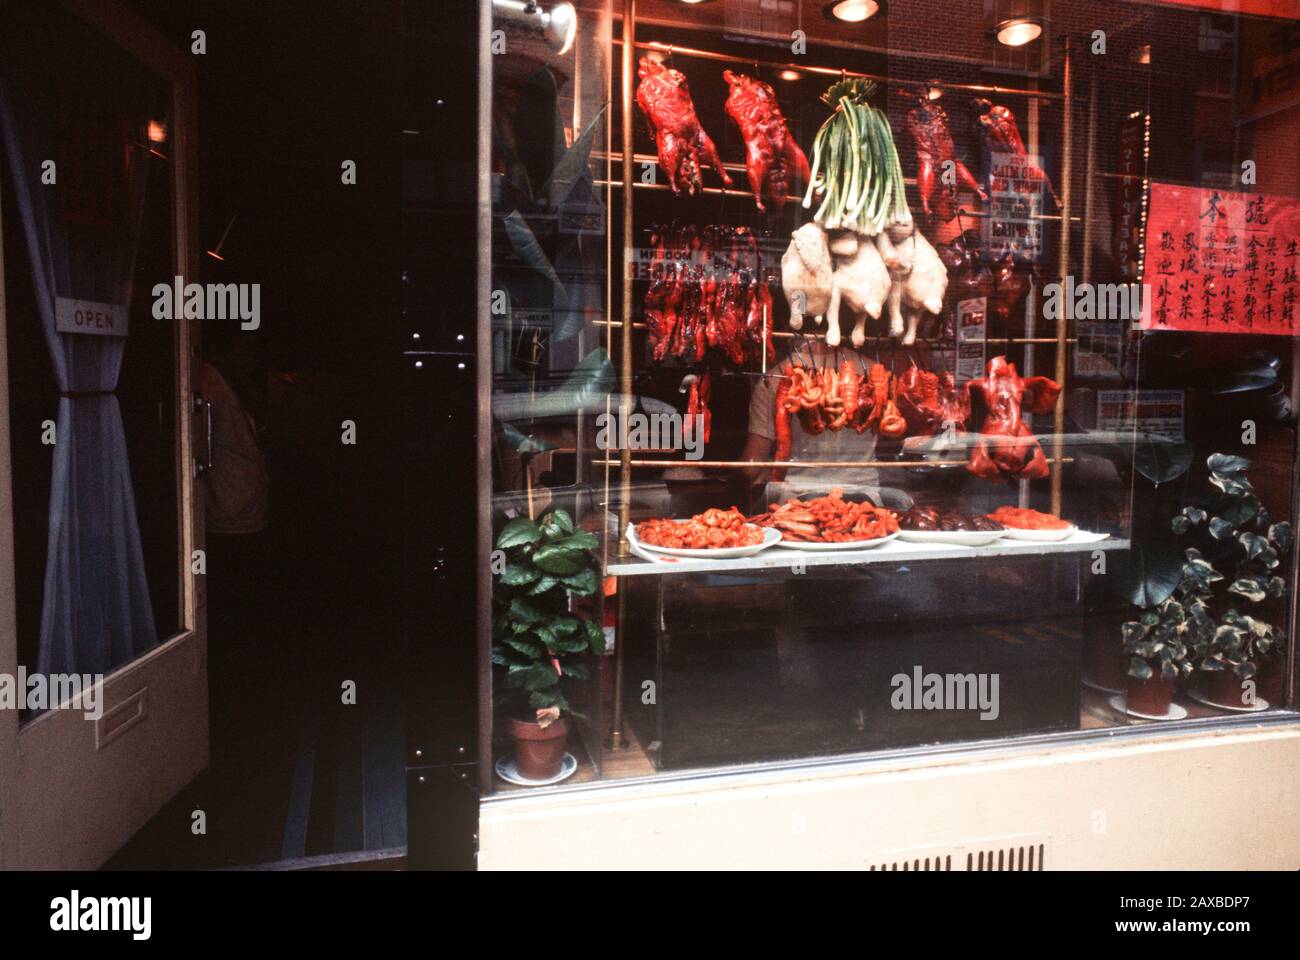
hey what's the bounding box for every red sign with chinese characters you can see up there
[1142,183,1300,334]
[1155,0,1300,17]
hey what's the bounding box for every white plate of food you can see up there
[626,522,781,559]
[897,528,1007,547]
[773,531,900,551]
[985,508,1078,542]
[999,524,1078,542]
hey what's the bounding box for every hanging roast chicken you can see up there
[897,84,987,220]
[635,57,732,196]
[966,356,1061,482]
[973,98,1061,209]
[723,70,810,212]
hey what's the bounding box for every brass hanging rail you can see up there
[611,38,1066,101]
[594,177,1082,222]
[591,320,1078,346]
[591,457,1074,470]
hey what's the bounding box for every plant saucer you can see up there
[1185,688,1270,713]
[495,752,579,787]
[1107,694,1188,721]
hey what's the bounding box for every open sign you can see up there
[54,297,128,337]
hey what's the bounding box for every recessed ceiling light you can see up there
[996,17,1042,47]
[778,69,802,81]
[824,1,882,24]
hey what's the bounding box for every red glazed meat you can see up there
[636,57,732,195]
[723,70,810,212]
[966,356,1061,482]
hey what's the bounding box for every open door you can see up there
[0,0,205,870]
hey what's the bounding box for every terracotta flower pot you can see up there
[1126,672,1173,717]
[1200,667,1252,709]
[509,716,570,781]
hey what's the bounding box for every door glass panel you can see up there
[1,0,180,702]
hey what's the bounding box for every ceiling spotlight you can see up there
[996,17,1042,47]
[778,69,802,81]
[491,1,577,56]
[824,1,882,23]
[1130,43,1151,65]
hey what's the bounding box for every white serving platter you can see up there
[625,522,781,559]
[897,528,1007,547]
[1000,524,1078,542]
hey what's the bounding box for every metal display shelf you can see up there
[607,531,1127,577]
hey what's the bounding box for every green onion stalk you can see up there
[803,78,911,235]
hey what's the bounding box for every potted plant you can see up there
[1174,455,1292,709]
[1123,453,1293,714]
[1121,586,1201,717]
[491,508,605,781]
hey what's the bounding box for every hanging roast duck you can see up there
[897,84,987,220]
[723,70,810,212]
[635,56,732,195]
[973,98,1061,209]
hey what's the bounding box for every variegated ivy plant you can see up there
[491,509,605,722]
[1124,454,1293,683]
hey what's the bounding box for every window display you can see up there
[482,0,1299,794]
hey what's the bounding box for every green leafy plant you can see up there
[1121,550,1213,682]
[1124,454,1292,682]
[491,509,605,720]
[1173,454,1292,680]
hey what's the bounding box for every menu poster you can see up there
[982,152,1046,262]
[1096,389,1185,443]
[1074,318,1123,378]
[1142,183,1300,335]
[955,297,987,384]
[1113,114,1147,281]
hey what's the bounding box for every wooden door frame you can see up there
[0,0,202,869]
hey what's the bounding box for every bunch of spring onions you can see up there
[802,78,911,235]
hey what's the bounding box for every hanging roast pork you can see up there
[966,356,1061,482]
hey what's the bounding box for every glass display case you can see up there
[478,0,1300,796]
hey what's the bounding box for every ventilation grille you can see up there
[867,835,1049,871]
